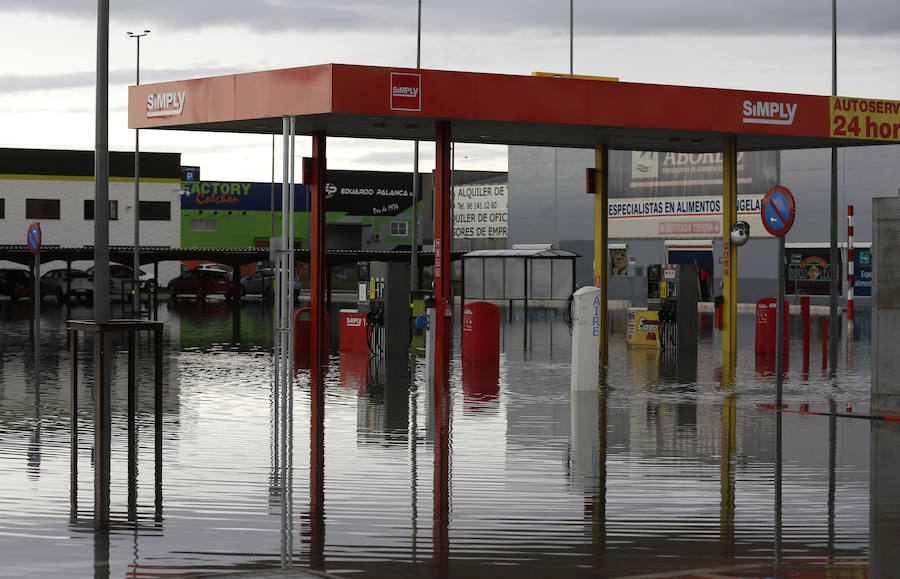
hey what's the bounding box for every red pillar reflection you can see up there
[309,374,326,569]
[433,365,451,577]
[310,131,327,380]
[433,121,452,373]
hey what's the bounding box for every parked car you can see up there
[195,263,232,276]
[240,268,301,300]
[167,269,234,301]
[0,268,46,303]
[86,263,156,299]
[41,268,92,302]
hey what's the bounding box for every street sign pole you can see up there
[775,234,785,406]
[761,186,796,408]
[27,222,42,391]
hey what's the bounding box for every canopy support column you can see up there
[434,121,452,370]
[722,136,739,368]
[310,131,327,379]
[593,145,609,366]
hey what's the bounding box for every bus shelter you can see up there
[128,63,900,378]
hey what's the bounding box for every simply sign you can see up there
[27,222,41,254]
[146,90,186,118]
[760,185,796,237]
[742,100,797,126]
[390,73,421,111]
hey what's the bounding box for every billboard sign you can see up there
[453,183,508,239]
[785,247,841,296]
[325,170,419,217]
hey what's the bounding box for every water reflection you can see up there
[0,300,887,577]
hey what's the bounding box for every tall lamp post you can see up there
[127,29,150,313]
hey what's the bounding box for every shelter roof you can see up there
[129,63,900,152]
[463,248,579,259]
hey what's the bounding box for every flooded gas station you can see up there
[0,296,890,578]
[4,63,900,578]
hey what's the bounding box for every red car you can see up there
[167,269,233,301]
[0,268,46,303]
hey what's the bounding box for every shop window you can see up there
[83,199,119,220]
[390,221,408,236]
[139,200,171,220]
[190,219,218,232]
[26,198,60,219]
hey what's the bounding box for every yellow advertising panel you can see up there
[830,96,900,141]
[627,310,659,348]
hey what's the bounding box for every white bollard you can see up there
[571,286,603,392]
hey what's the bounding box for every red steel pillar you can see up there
[434,121,452,369]
[310,131,327,379]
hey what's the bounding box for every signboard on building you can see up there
[605,149,778,238]
[325,170,419,217]
[784,247,841,296]
[608,194,766,238]
[453,183,508,239]
[181,181,309,211]
[612,150,778,199]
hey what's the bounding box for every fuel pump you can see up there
[357,261,411,363]
[648,264,698,382]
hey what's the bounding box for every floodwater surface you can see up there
[0,297,892,578]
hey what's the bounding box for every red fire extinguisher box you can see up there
[462,301,500,362]
[755,297,789,360]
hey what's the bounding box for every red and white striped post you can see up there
[846,205,854,322]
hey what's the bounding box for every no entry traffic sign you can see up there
[27,222,41,254]
[760,186,796,237]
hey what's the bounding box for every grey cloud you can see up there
[2,0,898,37]
[351,149,417,167]
[0,66,242,93]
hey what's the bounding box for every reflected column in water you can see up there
[309,374,325,569]
[570,388,607,553]
[870,406,900,576]
[433,366,450,577]
[720,394,736,557]
[774,402,783,575]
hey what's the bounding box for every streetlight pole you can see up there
[410,0,422,293]
[829,2,839,373]
[127,29,149,314]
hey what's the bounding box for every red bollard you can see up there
[714,295,724,331]
[462,302,500,362]
[755,297,789,362]
[801,296,810,376]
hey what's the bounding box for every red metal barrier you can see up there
[461,302,500,362]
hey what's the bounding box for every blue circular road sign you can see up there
[760,186,796,237]
[27,222,41,254]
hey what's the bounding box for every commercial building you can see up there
[508,145,899,303]
[0,147,183,284]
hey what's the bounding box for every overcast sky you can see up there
[1,1,899,181]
